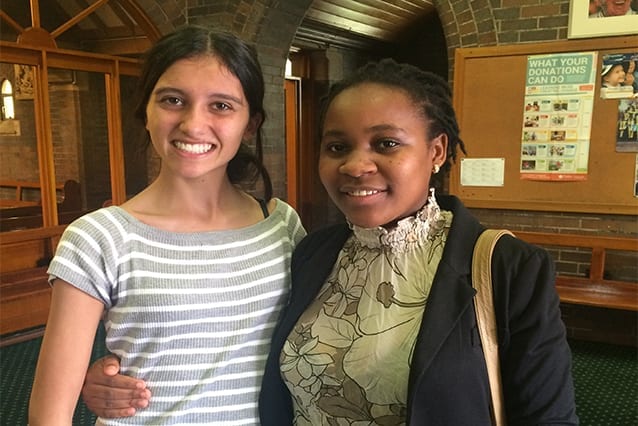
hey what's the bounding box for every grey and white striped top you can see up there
[48,200,306,425]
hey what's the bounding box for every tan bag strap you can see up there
[472,229,514,426]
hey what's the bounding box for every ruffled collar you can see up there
[350,188,448,253]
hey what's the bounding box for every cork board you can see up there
[450,36,638,215]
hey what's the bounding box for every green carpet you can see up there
[570,339,638,425]
[1,332,637,425]
[1,327,106,425]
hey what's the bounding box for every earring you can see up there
[433,164,440,174]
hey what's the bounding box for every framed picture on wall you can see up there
[568,0,638,39]
[13,64,34,100]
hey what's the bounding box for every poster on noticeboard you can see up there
[520,51,597,181]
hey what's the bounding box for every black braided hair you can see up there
[134,25,272,201]
[318,58,466,188]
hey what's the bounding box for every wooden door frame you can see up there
[284,77,301,210]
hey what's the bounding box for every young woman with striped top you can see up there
[28,26,305,425]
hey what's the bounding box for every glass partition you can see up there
[0,62,43,231]
[0,0,148,236]
[120,74,153,200]
[49,67,111,223]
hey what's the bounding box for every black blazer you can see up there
[260,195,578,425]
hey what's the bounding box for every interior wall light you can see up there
[2,78,15,120]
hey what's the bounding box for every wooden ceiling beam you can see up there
[306,0,435,41]
[85,36,151,55]
[108,0,139,33]
[304,9,394,40]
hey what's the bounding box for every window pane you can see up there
[49,67,111,223]
[120,74,153,199]
[0,62,43,231]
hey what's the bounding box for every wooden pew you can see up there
[0,180,64,208]
[0,266,51,340]
[0,179,83,232]
[0,226,66,345]
[515,231,638,311]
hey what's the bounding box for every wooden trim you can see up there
[117,0,162,42]
[0,327,44,347]
[514,231,638,311]
[454,35,638,59]
[0,10,24,33]
[0,41,141,66]
[0,224,66,244]
[106,68,127,205]
[0,266,51,336]
[285,78,301,209]
[33,55,58,228]
[514,231,638,251]
[555,278,637,311]
[51,0,110,39]
[0,180,64,201]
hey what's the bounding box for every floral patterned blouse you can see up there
[280,190,453,425]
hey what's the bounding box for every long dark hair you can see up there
[135,25,272,200]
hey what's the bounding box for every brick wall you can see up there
[48,83,81,186]
[171,0,636,346]
[171,0,637,236]
[473,208,638,281]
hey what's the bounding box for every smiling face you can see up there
[145,55,256,181]
[603,64,626,87]
[318,82,447,229]
[603,0,632,15]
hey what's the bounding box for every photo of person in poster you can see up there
[602,63,626,87]
[600,53,638,99]
[617,99,638,151]
[624,60,638,93]
[589,0,637,17]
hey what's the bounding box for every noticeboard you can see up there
[450,36,638,215]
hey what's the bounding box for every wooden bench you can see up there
[515,231,638,311]
[0,266,51,342]
[0,180,65,208]
[0,225,66,345]
[0,179,83,232]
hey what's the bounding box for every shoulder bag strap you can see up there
[472,229,514,426]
